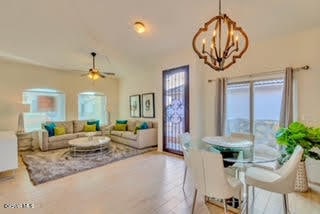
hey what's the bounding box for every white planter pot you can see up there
[294,161,309,192]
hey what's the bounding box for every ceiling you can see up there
[0,0,319,74]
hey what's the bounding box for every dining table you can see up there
[185,136,282,213]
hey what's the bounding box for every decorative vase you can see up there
[294,161,309,192]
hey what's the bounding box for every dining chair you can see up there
[179,132,192,189]
[245,145,303,214]
[189,149,242,214]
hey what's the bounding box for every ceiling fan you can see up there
[82,52,115,80]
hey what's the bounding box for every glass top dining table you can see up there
[189,136,281,165]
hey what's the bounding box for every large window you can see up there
[226,79,284,148]
[23,89,66,132]
[78,92,107,125]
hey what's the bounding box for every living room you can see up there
[1,0,320,213]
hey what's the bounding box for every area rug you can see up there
[21,142,156,185]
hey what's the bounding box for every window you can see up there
[225,79,284,148]
[78,92,107,125]
[23,89,66,132]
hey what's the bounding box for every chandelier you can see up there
[192,0,249,71]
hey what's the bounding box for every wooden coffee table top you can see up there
[69,136,111,148]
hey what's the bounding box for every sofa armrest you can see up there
[136,128,157,148]
[39,129,49,151]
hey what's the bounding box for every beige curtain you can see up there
[280,67,294,128]
[216,78,227,135]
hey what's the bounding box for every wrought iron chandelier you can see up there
[192,0,249,71]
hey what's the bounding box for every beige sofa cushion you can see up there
[48,133,77,143]
[77,131,102,138]
[53,121,74,134]
[110,130,124,137]
[127,120,136,131]
[73,120,88,133]
[122,131,137,140]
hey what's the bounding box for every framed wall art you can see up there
[129,94,141,118]
[141,93,155,118]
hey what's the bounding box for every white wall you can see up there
[0,59,119,131]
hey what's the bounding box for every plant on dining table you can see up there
[276,121,320,163]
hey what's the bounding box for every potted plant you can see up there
[276,121,320,192]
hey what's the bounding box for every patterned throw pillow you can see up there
[84,124,97,132]
[44,123,56,137]
[54,126,66,136]
[87,120,100,131]
[114,124,127,131]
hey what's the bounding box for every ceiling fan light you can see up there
[92,73,99,80]
[134,22,145,34]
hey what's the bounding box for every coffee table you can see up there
[68,136,111,157]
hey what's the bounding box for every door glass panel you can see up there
[225,83,250,136]
[253,79,284,149]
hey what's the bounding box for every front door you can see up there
[162,65,189,155]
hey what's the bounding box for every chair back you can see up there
[202,150,237,199]
[179,133,192,163]
[276,145,303,191]
[188,149,206,194]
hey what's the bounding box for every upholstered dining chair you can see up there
[245,145,303,214]
[189,149,242,214]
[179,132,192,189]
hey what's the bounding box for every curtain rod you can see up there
[208,65,310,82]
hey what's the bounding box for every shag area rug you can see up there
[21,142,156,185]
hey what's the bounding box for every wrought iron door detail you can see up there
[163,65,189,155]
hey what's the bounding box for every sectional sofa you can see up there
[108,120,157,149]
[39,120,108,151]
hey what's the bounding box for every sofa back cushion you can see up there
[73,120,88,133]
[127,120,136,132]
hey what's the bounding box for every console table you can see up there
[0,131,18,175]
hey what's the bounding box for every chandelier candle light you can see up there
[192,0,249,71]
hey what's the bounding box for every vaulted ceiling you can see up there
[0,0,319,75]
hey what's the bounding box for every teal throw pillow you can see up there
[44,123,56,137]
[87,120,100,131]
[140,122,148,130]
[116,120,128,124]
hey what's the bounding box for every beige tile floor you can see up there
[0,151,319,214]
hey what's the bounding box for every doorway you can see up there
[162,65,189,155]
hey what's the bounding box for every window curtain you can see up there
[216,78,227,135]
[280,67,294,128]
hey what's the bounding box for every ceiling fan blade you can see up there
[98,73,106,78]
[81,73,89,76]
[102,72,116,76]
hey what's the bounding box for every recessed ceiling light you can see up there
[134,22,145,34]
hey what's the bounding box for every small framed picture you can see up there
[129,95,141,118]
[141,93,155,118]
